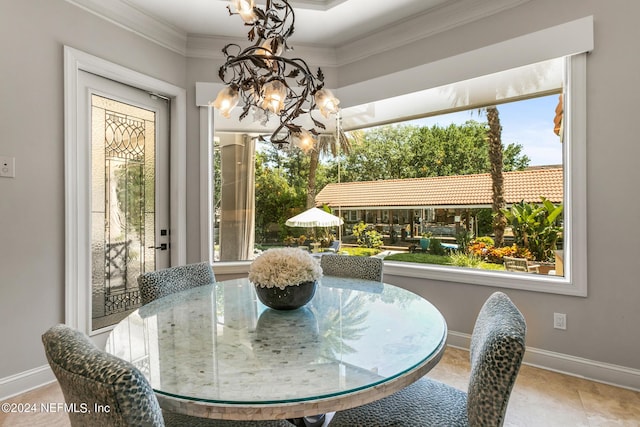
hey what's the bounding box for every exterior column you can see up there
[218,134,256,261]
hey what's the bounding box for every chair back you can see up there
[42,324,164,427]
[327,240,341,252]
[467,292,526,427]
[138,262,215,305]
[320,254,383,282]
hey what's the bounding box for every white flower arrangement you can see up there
[248,247,323,290]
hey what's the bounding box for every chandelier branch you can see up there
[213,0,340,148]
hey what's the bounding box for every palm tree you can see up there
[486,106,507,247]
[306,130,354,208]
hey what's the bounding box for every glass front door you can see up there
[81,72,170,332]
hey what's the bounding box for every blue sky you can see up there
[408,94,563,166]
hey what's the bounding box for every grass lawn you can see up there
[340,247,382,257]
[385,253,452,265]
[385,252,505,271]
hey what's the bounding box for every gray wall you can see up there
[0,0,187,378]
[1,0,639,389]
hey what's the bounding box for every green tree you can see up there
[486,106,507,247]
[333,126,417,182]
[328,121,529,183]
[503,143,531,171]
[306,131,352,208]
[413,121,489,177]
[259,142,310,191]
[254,152,303,242]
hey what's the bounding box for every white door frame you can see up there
[64,46,186,335]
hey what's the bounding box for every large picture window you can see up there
[200,17,590,296]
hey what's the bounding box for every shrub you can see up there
[429,238,446,256]
[352,221,383,248]
[474,236,495,246]
[469,242,532,264]
[501,198,563,262]
[485,244,532,264]
[469,241,489,258]
[449,251,483,268]
[363,229,384,248]
[455,230,474,254]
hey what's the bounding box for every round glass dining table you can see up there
[105,276,447,421]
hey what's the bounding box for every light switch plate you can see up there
[0,156,15,178]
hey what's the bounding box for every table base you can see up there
[287,414,326,427]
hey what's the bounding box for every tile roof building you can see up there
[315,167,563,209]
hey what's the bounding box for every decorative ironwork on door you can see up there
[91,95,156,331]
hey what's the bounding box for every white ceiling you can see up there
[121,0,454,46]
[68,0,529,61]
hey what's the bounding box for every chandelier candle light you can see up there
[212,0,340,147]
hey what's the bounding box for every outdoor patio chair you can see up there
[330,291,526,427]
[503,256,540,274]
[324,240,341,253]
[320,254,383,282]
[42,324,291,427]
[138,262,215,305]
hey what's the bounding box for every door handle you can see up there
[148,243,168,250]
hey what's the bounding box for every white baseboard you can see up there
[2,332,639,400]
[0,365,55,401]
[447,331,640,392]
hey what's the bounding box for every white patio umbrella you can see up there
[285,207,343,228]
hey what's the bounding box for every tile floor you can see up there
[1,347,639,426]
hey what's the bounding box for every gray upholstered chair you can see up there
[42,324,291,427]
[320,254,383,282]
[138,262,215,305]
[329,291,526,427]
[42,323,163,427]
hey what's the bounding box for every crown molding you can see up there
[66,0,529,67]
[65,0,188,55]
[335,0,531,66]
[186,35,233,61]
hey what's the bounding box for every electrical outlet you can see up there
[554,313,567,330]
[0,156,15,178]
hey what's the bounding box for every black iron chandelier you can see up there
[212,0,340,147]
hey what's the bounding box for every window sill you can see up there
[212,261,252,276]
[383,261,586,297]
[213,259,586,297]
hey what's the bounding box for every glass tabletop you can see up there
[105,276,446,410]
